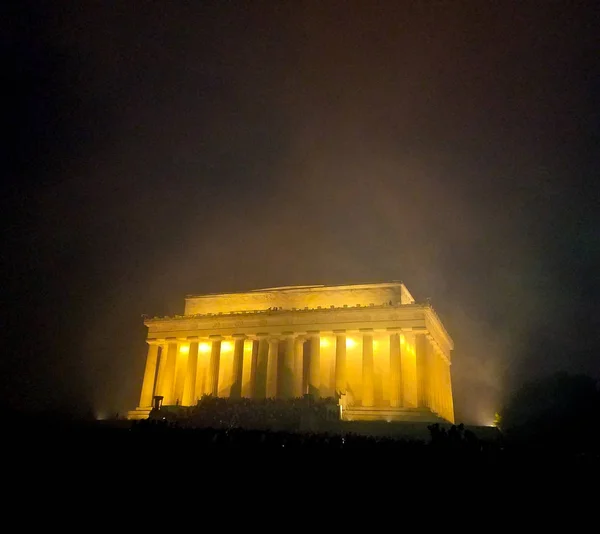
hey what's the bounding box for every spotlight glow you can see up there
[199,343,210,353]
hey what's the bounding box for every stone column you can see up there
[427,336,439,413]
[334,330,347,395]
[138,340,160,408]
[446,361,455,423]
[249,339,259,398]
[361,329,374,407]
[230,334,245,399]
[308,332,321,398]
[266,337,280,398]
[281,333,295,398]
[389,330,403,408]
[154,343,166,400]
[293,336,305,397]
[415,334,430,409]
[172,339,189,406]
[435,353,446,417]
[432,350,439,415]
[159,337,178,404]
[182,337,199,406]
[208,336,222,397]
[254,334,269,398]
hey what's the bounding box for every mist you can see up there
[4,2,598,424]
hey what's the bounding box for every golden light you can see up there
[346,338,357,349]
[320,338,330,348]
[199,343,210,353]
[400,334,405,345]
[221,341,233,352]
[179,344,189,354]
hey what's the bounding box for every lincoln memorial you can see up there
[128,282,455,424]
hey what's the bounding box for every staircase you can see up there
[342,405,448,423]
[127,408,152,420]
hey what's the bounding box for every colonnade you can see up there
[138,329,454,421]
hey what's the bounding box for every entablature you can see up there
[144,303,453,357]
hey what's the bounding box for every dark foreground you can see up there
[5,415,598,473]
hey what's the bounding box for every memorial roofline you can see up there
[185,281,408,299]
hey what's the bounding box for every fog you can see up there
[4,2,598,423]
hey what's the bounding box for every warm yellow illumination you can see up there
[130,282,455,424]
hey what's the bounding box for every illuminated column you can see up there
[415,334,430,409]
[249,338,259,398]
[437,353,447,418]
[440,356,447,419]
[281,333,295,398]
[138,340,160,408]
[154,342,166,400]
[429,344,436,413]
[446,361,455,423]
[308,332,321,398]
[389,330,403,408]
[334,330,347,395]
[361,329,374,407]
[293,336,305,397]
[172,339,189,405]
[182,337,199,405]
[430,354,441,414]
[254,334,269,398]
[435,354,446,415]
[159,337,178,404]
[266,337,279,398]
[208,335,222,396]
[427,337,440,414]
[230,334,245,399]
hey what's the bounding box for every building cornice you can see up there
[144,302,453,356]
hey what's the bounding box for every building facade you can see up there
[128,282,454,423]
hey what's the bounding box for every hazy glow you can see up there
[133,285,454,423]
[400,334,405,345]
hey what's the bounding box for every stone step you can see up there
[127,408,152,420]
[342,406,446,423]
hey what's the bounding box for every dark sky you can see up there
[3,1,599,423]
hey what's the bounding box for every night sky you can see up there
[3,1,599,424]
